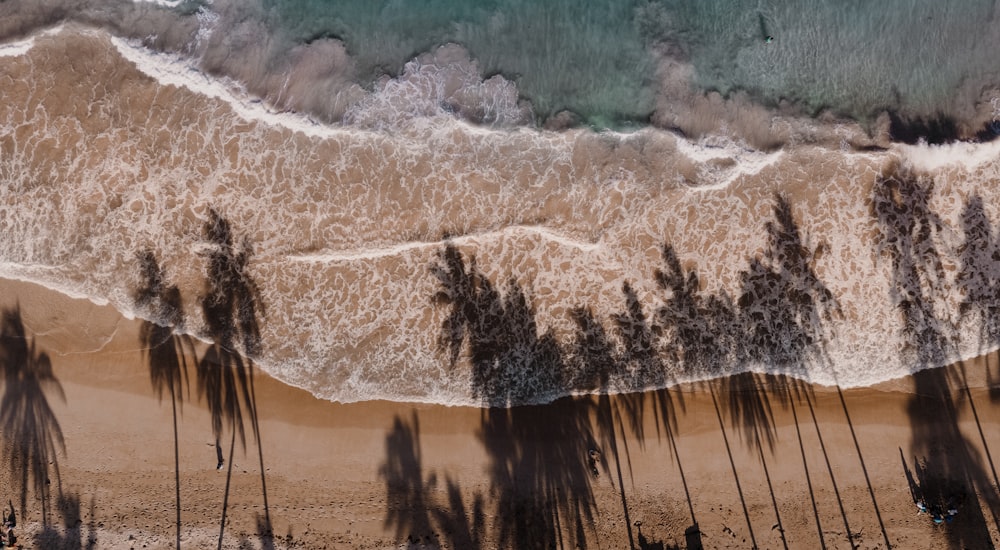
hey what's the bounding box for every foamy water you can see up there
[3,24,1000,407]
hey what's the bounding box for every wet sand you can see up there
[0,277,998,549]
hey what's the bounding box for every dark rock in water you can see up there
[974,120,1000,143]
[888,112,959,145]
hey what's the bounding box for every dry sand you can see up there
[0,276,998,549]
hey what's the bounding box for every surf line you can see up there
[288,226,604,263]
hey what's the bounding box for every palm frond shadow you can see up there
[34,492,97,549]
[420,184,1000,549]
[426,192,841,548]
[872,170,997,548]
[380,412,485,548]
[955,194,1000,404]
[134,249,197,549]
[430,243,600,548]
[196,208,271,549]
[0,305,65,525]
[654,194,838,456]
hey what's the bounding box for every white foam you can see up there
[671,135,785,189]
[130,0,186,6]
[108,35,343,140]
[0,37,35,58]
[11,24,999,408]
[0,264,113,309]
[108,31,541,143]
[103,25,803,196]
[289,226,602,263]
[0,24,66,58]
[897,139,1000,171]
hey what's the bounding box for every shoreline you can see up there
[5,23,997,153]
[2,278,1000,548]
[3,19,999,147]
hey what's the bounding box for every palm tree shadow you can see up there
[595,281,694,549]
[430,243,598,548]
[0,305,65,525]
[133,249,196,549]
[654,194,841,549]
[379,412,485,548]
[713,196,842,550]
[956,195,1000,354]
[727,194,841,452]
[34,492,97,549]
[379,412,434,544]
[613,282,686,452]
[423,195,844,549]
[654,243,740,548]
[134,250,194,409]
[568,304,638,547]
[431,242,565,407]
[479,400,596,549]
[434,475,485,549]
[955,195,1000,404]
[196,208,270,549]
[872,170,996,548]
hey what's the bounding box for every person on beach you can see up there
[588,448,601,477]
[0,501,15,547]
[0,525,16,548]
[4,501,14,530]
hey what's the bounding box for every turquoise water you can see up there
[652,0,998,120]
[262,0,657,126]
[251,0,1000,130]
[4,0,998,132]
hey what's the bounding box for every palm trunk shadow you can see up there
[597,394,635,549]
[196,208,269,549]
[709,384,757,550]
[663,406,700,549]
[134,249,194,549]
[217,423,237,550]
[0,305,66,526]
[752,421,788,550]
[804,393,855,548]
[956,362,1000,530]
[247,370,273,544]
[837,387,892,549]
[789,398,826,550]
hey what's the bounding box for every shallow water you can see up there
[2,4,1000,406]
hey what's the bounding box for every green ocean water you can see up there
[261,0,656,127]
[259,0,1000,130]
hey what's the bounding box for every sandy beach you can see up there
[0,277,995,550]
[3,5,1000,550]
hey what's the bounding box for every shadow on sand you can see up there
[34,492,97,549]
[872,171,1000,548]
[381,185,1000,548]
[379,412,485,548]
[196,208,271,550]
[0,306,66,526]
[411,193,869,548]
[134,249,197,549]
